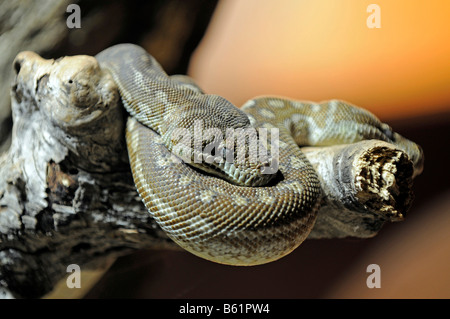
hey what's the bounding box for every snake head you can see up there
[162,95,279,187]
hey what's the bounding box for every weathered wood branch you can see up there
[304,141,413,239]
[0,51,417,298]
[0,0,72,153]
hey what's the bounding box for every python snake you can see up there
[96,44,423,266]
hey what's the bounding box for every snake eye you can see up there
[68,79,73,84]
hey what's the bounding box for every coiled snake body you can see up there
[96,44,423,265]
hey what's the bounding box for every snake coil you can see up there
[96,44,423,265]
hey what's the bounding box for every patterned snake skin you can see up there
[96,44,423,265]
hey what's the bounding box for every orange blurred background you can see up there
[189,0,450,120]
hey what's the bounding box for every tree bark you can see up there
[0,51,417,298]
[0,0,72,153]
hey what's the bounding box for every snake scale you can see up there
[96,44,423,265]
